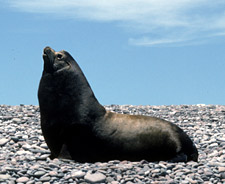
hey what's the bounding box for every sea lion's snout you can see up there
[43,47,56,73]
[43,47,55,60]
[44,46,54,54]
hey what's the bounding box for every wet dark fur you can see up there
[38,47,198,163]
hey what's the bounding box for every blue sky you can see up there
[1,0,225,105]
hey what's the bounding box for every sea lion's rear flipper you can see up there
[58,144,72,160]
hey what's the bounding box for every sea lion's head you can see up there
[43,46,73,74]
[39,46,105,126]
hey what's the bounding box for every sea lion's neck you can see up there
[68,64,106,123]
[38,66,106,125]
[73,80,106,124]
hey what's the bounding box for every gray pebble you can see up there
[111,181,119,184]
[71,170,86,178]
[84,172,106,183]
[0,138,10,146]
[12,118,21,123]
[39,176,51,182]
[33,171,46,177]
[218,167,225,173]
[220,173,225,179]
[16,177,29,183]
[0,174,11,180]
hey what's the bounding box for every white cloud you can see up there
[129,37,188,47]
[6,0,225,46]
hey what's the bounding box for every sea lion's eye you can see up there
[57,54,63,59]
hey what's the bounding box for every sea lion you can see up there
[38,47,198,163]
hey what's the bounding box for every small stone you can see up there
[84,172,106,183]
[126,182,134,184]
[204,171,213,177]
[16,176,29,183]
[208,162,225,167]
[221,173,225,179]
[106,177,115,183]
[0,174,11,180]
[12,118,21,123]
[152,169,161,173]
[11,137,19,142]
[39,154,49,160]
[40,143,48,149]
[16,150,32,155]
[218,137,225,142]
[49,171,58,177]
[181,180,189,184]
[49,163,60,169]
[158,163,167,169]
[39,176,51,182]
[71,170,86,178]
[186,177,198,184]
[116,174,122,181]
[218,167,225,172]
[111,181,119,184]
[27,113,34,117]
[0,138,10,146]
[33,171,46,177]
[26,181,35,184]
[208,143,218,149]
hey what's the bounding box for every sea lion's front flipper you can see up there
[58,144,72,160]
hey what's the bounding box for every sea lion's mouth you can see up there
[43,54,50,63]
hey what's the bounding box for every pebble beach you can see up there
[0,104,225,184]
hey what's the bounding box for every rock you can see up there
[71,170,86,178]
[12,118,21,123]
[106,177,115,183]
[126,182,135,184]
[218,167,225,172]
[0,138,10,146]
[0,174,11,180]
[207,143,218,149]
[33,171,46,177]
[111,181,119,184]
[39,176,51,182]
[48,171,58,177]
[16,150,32,155]
[16,177,29,183]
[84,172,106,183]
[220,172,225,179]
[137,165,150,175]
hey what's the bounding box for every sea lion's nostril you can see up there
[44,46,55,55]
